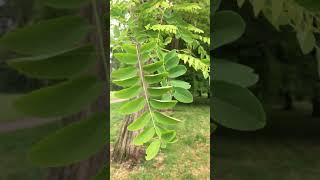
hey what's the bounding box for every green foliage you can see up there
[212,2,266,131]
[212,81,266,130]
[0,0,107,175]
[127,112,151,131]
[14,76,103,118]
[214,59,258,87]
[111,0,210,160]
[7,45,96,79]
[145,139,161,160]
[212,11,246,50]
[238,0,320,74]
[29,112,106,167]
[0,15,90,55]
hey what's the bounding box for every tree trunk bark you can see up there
[283,91,293,110]
[111,107,146,164]
[312,97,320,117]
[46,1,109,180]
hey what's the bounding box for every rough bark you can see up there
[112,107,146,164]
[46,1,109,180]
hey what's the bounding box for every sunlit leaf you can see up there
[168,65,187,78]
[111,67,137,80]
[145,72,169,84]
[148,86,172,96]
[119,97,145,114]
[143,61,163,73]
[150,99,177,109]
[113,85,141,99]
[173,87,193,103]
[112,76,140,87]
[170,80,191,89]
[114,53,137,64]
[145,139,161,160]
[133,127,155,145]
[154,111,182,125]
[127,112,151,131]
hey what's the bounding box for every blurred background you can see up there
[214,0,320,180]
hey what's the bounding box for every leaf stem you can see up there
[135,44,157,131]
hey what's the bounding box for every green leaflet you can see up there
[145,72,169,84]
[236,0,245,7]
[161,130,176,142]
[14,76,103,118]
[133,127,155,145]
[212,11,246,50]
[179,28,194,44]
[212,80,266,131]
[145,139,161,160]
[150,99,177,109]
[173,87,193,103]
[214,59,259,87]
[112,76,140,87]
[296,29,316,55]
[0,15,90,56]
[28,112,106,167]
[44,0,90,9]
[170,80,191,89]
[154,111,182,125]
[143,61,163,73]
[7,45,96,79]
[148,86,172,96]
[111,67,137,80]
[119,97,145,114]
[252,0,265,17]
[168,65,187,78]
[114,53,137,64]
[122,44,137,54]
[164,50,179,70]
[127,112,151,131]
[113,85,141,99]
[141,41,157,53]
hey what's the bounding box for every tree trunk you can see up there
[112,107,146,164]
[283,91,293,110]
[312,82,320,117]
[47,1,109,180]
[312,97,320,117]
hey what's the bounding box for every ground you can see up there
[110,98,210,180]
[214,102,320,180]
[1,95,320,179]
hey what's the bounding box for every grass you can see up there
[110,97,210,180]
[0,122,61,180]
[214,103,320,180]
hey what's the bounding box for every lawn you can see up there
[0,122,61,180]
[214,103,320,180]
[110,98,210,180]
